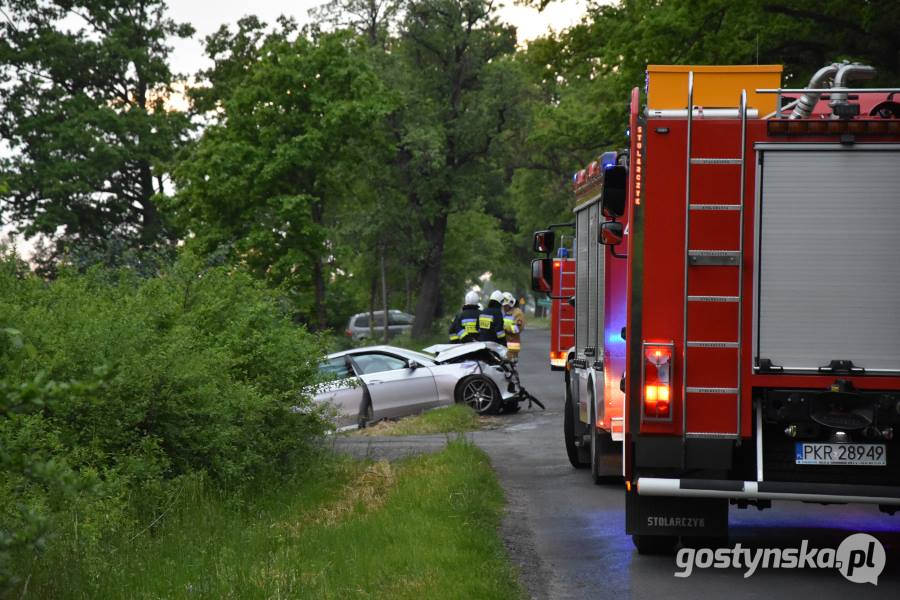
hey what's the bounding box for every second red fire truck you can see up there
[533,63,900,553]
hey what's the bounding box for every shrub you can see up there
[0,252,329,585]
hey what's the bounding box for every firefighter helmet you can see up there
[489,290,504,304]
[465,290,480,306]
[501,292,516,308]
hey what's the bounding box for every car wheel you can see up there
[357,393,374,429]
[564,381,589,469]
[632,534,678,555]
[455,375,500,414]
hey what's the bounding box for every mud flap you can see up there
[626,488,727,538]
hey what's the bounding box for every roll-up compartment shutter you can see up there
[755,146,900,373]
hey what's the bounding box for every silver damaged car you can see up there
[313,342,520,429]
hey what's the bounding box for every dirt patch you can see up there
[275,460,396,536]
[353,411,504,437]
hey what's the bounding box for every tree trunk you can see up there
[380,249,389,340]
[405,270,412,313]
[369,273,377,340]
[310,200,327,331]
[312,257,327,331]
[411,213,448,338]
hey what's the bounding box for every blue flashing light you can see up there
[600,151,618,169]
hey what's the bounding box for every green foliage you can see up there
[0,0,195,264]
[391,0,526,335]
[11,439,520,599]
[171,27,395,330]
[0,331,103,589]
[508,0,900,270]
[0,252,329,586]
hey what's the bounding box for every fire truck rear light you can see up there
[642,342,674,421]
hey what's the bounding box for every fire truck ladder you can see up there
[682,71,747,440]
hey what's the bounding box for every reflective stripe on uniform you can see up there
[503,315,519,334]
[479,315,493,329]
[462,318,478,334]
[507,341,521,351]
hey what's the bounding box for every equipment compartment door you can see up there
[754,145,900,373]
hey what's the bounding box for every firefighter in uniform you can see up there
[477,290,507,346]
[448,291,482,343]
[502,292,525,361]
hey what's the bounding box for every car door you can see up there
[316,356,363,427]
[349,351,439,419]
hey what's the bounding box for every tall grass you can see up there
[355,404,492,436]
[14,440,521,599]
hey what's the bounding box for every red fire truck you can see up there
[549,238,575,371]
[532,63,900,553]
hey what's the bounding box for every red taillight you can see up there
[346,329,353,337]
[642,343,673,421]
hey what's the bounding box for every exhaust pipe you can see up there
[829,62,877,110]
[790,63,840,118]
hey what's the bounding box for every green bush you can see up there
[0,252,329,586]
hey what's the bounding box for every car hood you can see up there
[422,341,508,363]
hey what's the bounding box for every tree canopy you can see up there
[3,0,900,333]
[0,0,195,267]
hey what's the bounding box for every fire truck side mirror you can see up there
[533,230,555,254]
[599,221,624,245]
[601,165,628,218]
[531,258,553,293]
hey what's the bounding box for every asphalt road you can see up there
[476,327,900,599]
[334,328,900,598]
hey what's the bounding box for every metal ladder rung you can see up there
[682,76,748,439]
[686,341,738,348]
[687,295,739,303]
[690,204,741,211]
[690,158,741,165]
[688,250,741,266]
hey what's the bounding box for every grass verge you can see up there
[16,439,521,600]
[354,404,501,436]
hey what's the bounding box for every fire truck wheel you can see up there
[632,534,678,555]
[455,376,500,414]
[564,393,589,469]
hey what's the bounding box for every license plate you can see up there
[795,442,886,466]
